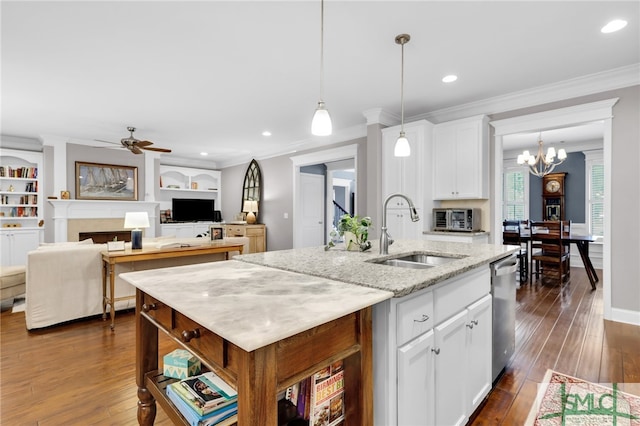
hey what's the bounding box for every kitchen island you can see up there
[123,239,517,425]
[120,260,392,425]
[236,239,517,425]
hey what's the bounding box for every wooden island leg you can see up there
[236,344,278,425]
[136,290,158,426]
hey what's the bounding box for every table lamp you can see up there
[124,212,150,250]
[243,200,258,224]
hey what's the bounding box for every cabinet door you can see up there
[434,309,468,426]
[385,208,423,240]
[382,121,427,209]
[1,229,40,266]
[455,121,484,199]
[397,329,435,426]
[432,125,458,199]
[466,294,493,414]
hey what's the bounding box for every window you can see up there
[503,165,528,220]
[585,151,604,238]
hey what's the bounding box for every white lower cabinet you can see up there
[1,229,41,267]
[160,222,212,238]
[373,266,492,426]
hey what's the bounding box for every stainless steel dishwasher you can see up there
[491,253,518,382]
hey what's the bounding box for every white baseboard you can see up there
[610,307,640,326]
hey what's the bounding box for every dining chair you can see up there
[530,220,571,285]
[502,220,528,283]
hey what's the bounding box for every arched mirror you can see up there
[241,159,262,223]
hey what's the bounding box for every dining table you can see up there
[520,230,599,290]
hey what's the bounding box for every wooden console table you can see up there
[101,241,243,330]
[119,261,392,425]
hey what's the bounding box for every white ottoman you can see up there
[0,265,26,310]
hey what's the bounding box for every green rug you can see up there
[526,369,640,425]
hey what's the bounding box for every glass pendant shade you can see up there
[394,131,411,157]
[311,101,332,136]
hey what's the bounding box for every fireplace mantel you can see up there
[48,199,159,242]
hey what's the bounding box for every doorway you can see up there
[491,98,617,320]
[291,145,359,249]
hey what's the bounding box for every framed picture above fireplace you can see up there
[75,161,138,201]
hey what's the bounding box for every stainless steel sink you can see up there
[371,253,462,269]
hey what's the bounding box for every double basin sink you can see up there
[370,253,463,270]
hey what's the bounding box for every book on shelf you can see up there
[174,371,238,415]
[166,383,237,426]
[309,360,345,426]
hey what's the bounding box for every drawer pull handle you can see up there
[142,303,157,312]
[181,328,201,342]
[432,348,440,355]
[414,314,430,323]
[466,320,479,329]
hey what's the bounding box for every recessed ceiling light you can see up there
[442,75,458,83]
[601,19,627,33]
[262,131,272,136]
[200,152,208,156]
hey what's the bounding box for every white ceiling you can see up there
[2,1,638,167]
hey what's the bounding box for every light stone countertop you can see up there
[235,239,518,297]
[119,260,393,352]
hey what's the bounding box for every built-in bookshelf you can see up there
[0,148,44,266]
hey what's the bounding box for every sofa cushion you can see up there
[0,265,26,289]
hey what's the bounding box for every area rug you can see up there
[526,369,640,425]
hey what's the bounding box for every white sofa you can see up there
[25,236,249,330]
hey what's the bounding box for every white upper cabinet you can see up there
[433,115,489,200]
[382,120,433,211]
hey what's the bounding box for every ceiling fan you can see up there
[96,127,172,155]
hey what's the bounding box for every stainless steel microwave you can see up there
[432,208,482,232]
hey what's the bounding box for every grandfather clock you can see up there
[542,172,566,220]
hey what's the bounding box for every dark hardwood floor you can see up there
[1,266,637,425]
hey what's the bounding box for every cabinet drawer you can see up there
[141,293,172,328]
[246,227,263,237]
[173,311,226,368]
[434,267,490,324]
[226,226,245,236]
[396,289,434,346]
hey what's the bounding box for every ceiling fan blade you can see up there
[141,146,172,153]
[136,140,153,148]
[130,146,144,154]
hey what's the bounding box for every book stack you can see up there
[166,371,238,426]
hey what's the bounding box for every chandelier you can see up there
[517,134,567,177]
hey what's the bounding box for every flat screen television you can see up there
[171,198,215,222]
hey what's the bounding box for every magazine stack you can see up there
[278,360,345,426]
[166,371,238,426]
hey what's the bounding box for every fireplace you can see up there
[79,230,132,243]
[48,199,158,242]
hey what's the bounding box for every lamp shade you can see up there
[394,132,411,157]
[243,200,258,213]
[124,212,150,229]
[311,102,332,136]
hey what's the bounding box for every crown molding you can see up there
[413,64,639,124]
[362,108,399,127]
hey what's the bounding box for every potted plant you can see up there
[326,214,372,252]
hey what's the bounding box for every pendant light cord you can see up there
[400,38,405,133]
[319,0,325,102]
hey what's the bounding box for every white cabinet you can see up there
[382,120,433,238]
[434,293,492,426]
[433,115,489,200]
[1,229,41,267]
[160,222,212,238]
[397,329,435,426]
[373,266,492,426]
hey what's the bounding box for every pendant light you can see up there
[394,34,411,157]
[311,0,332,136]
